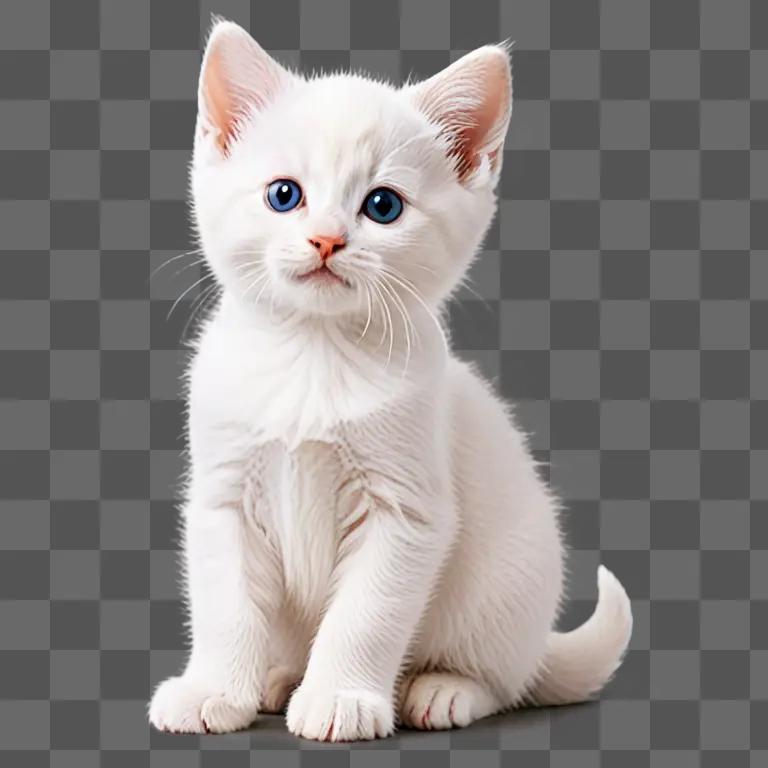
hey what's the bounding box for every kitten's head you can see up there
[192,20,511,319]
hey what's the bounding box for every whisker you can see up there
[380,276,413,376]
[232,260,261,271]
[167,274,214,321]
[241,270,270,302]
[380,267,450,355]
[148,249,206,281]
[251,273,272,307]
[457,276,492,309]
[357,281,373,344]
[410,263,437,275]
[240,266,267,285]
[372,280,394,367]
[167,258,208,283]
[373,282,388,347]
[181,283,221,341]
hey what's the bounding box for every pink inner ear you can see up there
[202,44,237,154]
[456,58,509,178]
[198,22,292,156]
[412,48,511,182]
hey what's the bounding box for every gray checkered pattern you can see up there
[0,0,764,765]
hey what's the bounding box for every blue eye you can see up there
[363,187,403,224]
[266,179,302,212]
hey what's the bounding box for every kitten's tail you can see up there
[527,566,633,707]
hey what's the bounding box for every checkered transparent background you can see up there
[1,0,766,765]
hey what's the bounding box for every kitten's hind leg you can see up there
[400,672,502,730]
[261,665,301,714]
[261,605,310,713]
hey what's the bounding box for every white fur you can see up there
[148,20,632,740]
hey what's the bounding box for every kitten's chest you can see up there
[261,439,346,612]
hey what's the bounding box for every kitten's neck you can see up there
[215,291,449,382]
[197,291,448,445]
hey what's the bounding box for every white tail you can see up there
[528,566,633,706]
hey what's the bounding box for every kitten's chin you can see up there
[267,276,362,318]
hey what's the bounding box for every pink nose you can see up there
[308,233,346,261]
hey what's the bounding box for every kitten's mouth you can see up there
[295,264,350,287]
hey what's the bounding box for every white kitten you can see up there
[148,20,632,741]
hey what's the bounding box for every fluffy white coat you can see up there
[148,20,632,741]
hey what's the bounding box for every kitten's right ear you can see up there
[197,19,292,156]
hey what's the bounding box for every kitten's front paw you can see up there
[149,676,258,734]
[286,683,393,741]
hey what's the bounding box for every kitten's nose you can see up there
[308,233,346,261]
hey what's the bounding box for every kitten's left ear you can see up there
[197,19,293,156]
[408,45,512,183]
